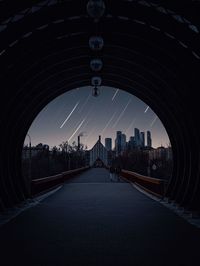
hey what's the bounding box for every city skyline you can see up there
[24,86,170,150]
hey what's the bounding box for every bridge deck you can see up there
[0,168,200,266]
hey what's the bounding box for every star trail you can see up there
[25,86,170,149]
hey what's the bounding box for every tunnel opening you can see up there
[22,86,173,198]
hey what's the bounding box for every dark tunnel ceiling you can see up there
[0,0,200,211]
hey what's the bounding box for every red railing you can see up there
[121,169,168,198]
[31,166,90,195]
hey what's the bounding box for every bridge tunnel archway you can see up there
[22,85,173,180]
[0,0,200,212]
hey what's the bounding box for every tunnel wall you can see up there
[0,0,200,212]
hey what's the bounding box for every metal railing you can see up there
[31,166,90,195]
[121,169,168,198]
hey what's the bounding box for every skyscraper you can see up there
[121,133,127,151]
[115,131,122,156]
[129,136,135,150]
[105,138,112,151]
[147,131,152,148]
[140,132,145,147]
[134,128,140,147]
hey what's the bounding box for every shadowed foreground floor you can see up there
[0,168,200,266]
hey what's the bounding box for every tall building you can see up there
[134,128,140,147]
[105,138,112,151]
[140,132,145,147]
[147,131,152,148]
[128,136,135,150]
[115,131,122,156]
[121,133,127,151]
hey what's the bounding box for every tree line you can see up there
[22,141,87,180]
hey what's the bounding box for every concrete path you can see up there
[67,167,124,183]
[0,168,200,266]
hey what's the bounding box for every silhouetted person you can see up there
[116,165,121,182]
[109,166,115,182]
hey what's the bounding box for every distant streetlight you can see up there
[64,141,70,170]
[66,143,71,170]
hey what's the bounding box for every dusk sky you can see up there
[24,86,170,150]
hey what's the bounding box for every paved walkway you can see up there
[0,168,200,266]
[67,167,124,183]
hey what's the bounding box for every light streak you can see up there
[125,118,136,134]
[80,104,94,131]
[101,111,117,135]
[68,118,85,142]
[150,116,158,127]
[112,99,132,128]
[60,101,79,128]
[84,127,96,144]
[112,89,119,101]
[144,106,149,113]
[79,94,91,112]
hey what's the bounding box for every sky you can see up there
[24,86,170,150]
